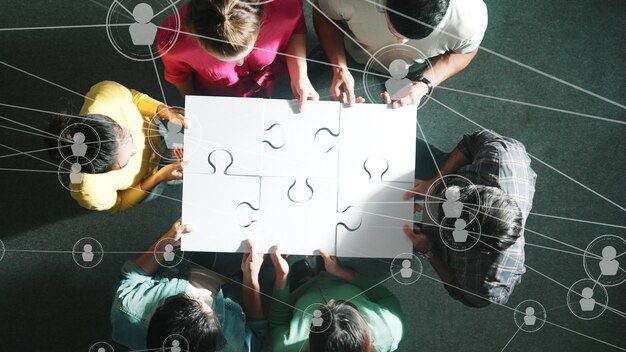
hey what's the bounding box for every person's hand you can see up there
[331,66,365,106]
[319,249,355,282]
[157,104,187,128]
[156,160,187,182]
[403,177,436,201]
[172,147,184,163]
[291,76,320,113]
[163,218,195,243]
[241,239,265,284]
[380,81,429,108]
[271,245,290,288]
[403,224,432,254]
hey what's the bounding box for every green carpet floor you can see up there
[0,0,624,351]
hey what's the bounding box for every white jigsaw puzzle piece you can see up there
[261,100,340,196]
[338,103,416,207]
[254,177,360,255]
[184,95,264,176]
[181,150,261,253]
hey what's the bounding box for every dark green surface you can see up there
[1,0,625,351]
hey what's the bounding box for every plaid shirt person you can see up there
[434,130,537,307]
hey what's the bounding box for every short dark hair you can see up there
[147,294,222,352]
[45,113,120,173]
[185,0,264,57]
[437,184,524,251]
[386,0,450,39]
[309,300,374,352]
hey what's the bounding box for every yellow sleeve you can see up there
[70,179,148,213]
[130,89,163,121]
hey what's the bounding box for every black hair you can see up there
[309,300,374,352]
[45,113,120,173]
[385,0,450,39]
[147,294,222,352]
[437,184,524,251]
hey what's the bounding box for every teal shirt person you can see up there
[269,271,405,351]
[110,260,267,351]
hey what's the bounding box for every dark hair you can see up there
[309,300,374,352]
[385,0,450,39]
[147,294,222,352]
[185,0,264,57]
[437,184,524,251]
[45,113,120,173]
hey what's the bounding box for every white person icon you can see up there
[442,186,463,219]
[452,219,469,243]
[312,309,324,327]
[129,3,158,45]
[164,120,184,149]
[400,260,413,278]
[71,132,87,157]
[163,244,175,262]
[82,244,94,262]
[69,163,83,184]
[599,246,619,276]
[523,307,536,326]
[384,59,413,100]
[579,287,596,311]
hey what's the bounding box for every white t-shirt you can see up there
[318,0,488,69]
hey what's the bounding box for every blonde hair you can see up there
[185,0,264,57]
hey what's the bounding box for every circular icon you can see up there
[513,300,546,332]
[154,238,184,268]
[567,278,608,320]
[106,0,180,62]
[72,237,104,269]
[304,302,334,334]
[363,44,434,109]
[439,215,482,251]
[147,106,203,164]
[57,123,102,165]
[390,253,422,285]
[0,239,5,263]
[583,235,626,287]
[162,333,189,352]
[58,157,96,192]
[424,174,481,225]
[88,341,114,352]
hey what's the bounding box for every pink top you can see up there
[157,0,307,97]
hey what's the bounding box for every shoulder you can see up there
[442,0,488,40]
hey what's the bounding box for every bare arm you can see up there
[174,76,195,97]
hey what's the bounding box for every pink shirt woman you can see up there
[158,0,317,111]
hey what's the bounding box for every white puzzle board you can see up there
[181,96,416,258]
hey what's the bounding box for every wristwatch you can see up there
[413,75,433,96]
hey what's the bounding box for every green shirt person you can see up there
[268,247,405,351]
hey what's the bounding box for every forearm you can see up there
[285,33,309,82]
[242,275,265,320]
[419,49,478,88]
[427,254,456,284]
[312,3,347,68]
[437,147,471,176]
[134,230,173,275]
[174,77,195,96]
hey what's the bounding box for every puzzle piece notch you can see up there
[314,127,340,154]
[181,150,261,253]
[262,123,286,149]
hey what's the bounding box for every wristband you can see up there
[418,249,435,259]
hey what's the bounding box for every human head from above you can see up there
[435,182,524,251]
[185,0,264,65]
[46,114,138,173]
[309,300,374,352]
[384,0,450,42]
[147,294,222,352]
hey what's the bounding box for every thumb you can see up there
[402,224,416,241]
